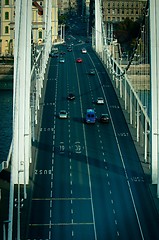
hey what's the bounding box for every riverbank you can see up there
[0,60,13,90]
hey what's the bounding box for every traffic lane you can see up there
[28,201,72,239]
[75,68,99,111]
[129,182,159,239]
[83,125,118,237]
[84,121,144,239]
[94,124,144,239]
[55,52,97,238]
[104,85,159,237]
[57,65,68,106]
[52,119,96,238]
[83,127,122,239]
[28,225,50,239]
[92,56,159,238]
[89,170,122,239]
[51,224,95,240]
[28,136,54,239]
[28,57,59,237]
[82,62,148,238]
[72,54,105,110]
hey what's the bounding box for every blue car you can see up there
[85,109,96,124]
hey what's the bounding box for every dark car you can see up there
[60,51,66,55]
[67,93,75,100]
[67,47,72,52]
[88,69,95,75]
[99,114,110,123]
[49,52,58,58]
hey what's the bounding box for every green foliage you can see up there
[114,18,141,52]
[58,14,68,24]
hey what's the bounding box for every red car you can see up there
[76,58,83,63]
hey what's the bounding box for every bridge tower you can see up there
[150,0,159,197]
[8,0,53,239]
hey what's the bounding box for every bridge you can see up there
[1,0,159,239]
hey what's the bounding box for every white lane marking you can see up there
[49,220,52,229]
[50,190,53,198]
[51,173,53,180]
[50,209,52,218]
[49,230,51,239]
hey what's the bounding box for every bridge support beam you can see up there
[8,1,32,238]
[95,0,103,54]
[150,0,159,196]
[11,0,32,186]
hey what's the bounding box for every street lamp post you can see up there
[3,220,10,240]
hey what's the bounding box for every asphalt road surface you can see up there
[27,37,159,240]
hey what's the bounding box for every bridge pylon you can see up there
[150,0,159,197]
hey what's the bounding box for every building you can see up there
[58,0,77,15]
[0,0,58,56]
[102,0,147,23]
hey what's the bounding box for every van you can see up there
[85,109,96,124]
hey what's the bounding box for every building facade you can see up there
[58,0,77,15]
[102,0,147,23]
[0,0,58,56]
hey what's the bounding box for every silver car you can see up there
[59,110,68,119]
[59,58,65,63]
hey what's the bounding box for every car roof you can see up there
[87,109,95,113]
[101,113,109,116]
[60,110,67,113]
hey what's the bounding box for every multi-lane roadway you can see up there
[27,38,159,239]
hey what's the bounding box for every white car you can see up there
[59,110,68,119]
[96,97,104,104]
[59,58,65,63]
[81,48,87,53]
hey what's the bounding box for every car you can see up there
[99,114,110,123]
[60,51,66,55]
[85,109,96,124]
[76,58,83,63]
[67,47,72,52]
[88,69,95,75]
[67,93,75,100]
[59,110,68,119]
[96,97,104,104]
[59,58,65,63]
[49,52,58,58]
[81,48,87,53]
